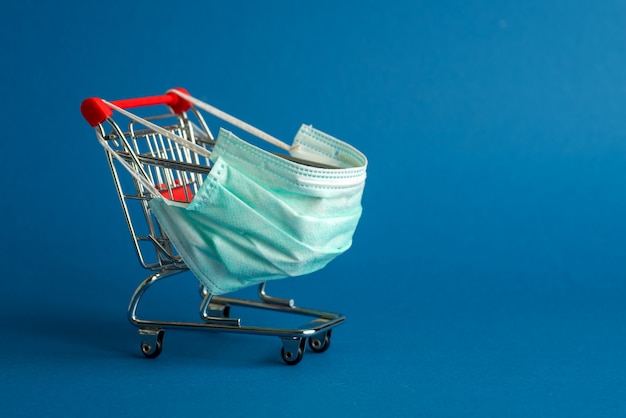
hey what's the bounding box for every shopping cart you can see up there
[80,88,366,365]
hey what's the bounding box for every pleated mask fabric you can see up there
[148,124,367,295]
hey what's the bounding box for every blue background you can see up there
[2,0,626,416]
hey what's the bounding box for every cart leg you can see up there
[199,291,239,325]
[139,328,164,359]
[258,282,294,307]
[280,337,306,366]
[199,284,231,318]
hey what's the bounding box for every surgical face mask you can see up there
[149,124,367,295]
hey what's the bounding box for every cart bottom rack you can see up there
[130,270,344,365]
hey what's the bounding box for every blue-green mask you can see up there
[149,124,367,295]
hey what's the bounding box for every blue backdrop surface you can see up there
[2,0,626,416]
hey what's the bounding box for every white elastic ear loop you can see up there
[96,130,161,198]
[104,101,213,160]
[168,89,296,152]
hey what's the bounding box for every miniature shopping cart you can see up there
[80,88,351,365]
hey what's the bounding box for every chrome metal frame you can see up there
[93,105,344,365]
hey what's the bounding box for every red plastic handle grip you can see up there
[80,88,192,127]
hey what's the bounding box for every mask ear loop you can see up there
[167,89,298,153]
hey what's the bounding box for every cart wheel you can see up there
[281,338,306,366]
[140,329,164,359]
[308,330,332,353]
[281,347,304,366]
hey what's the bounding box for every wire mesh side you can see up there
[100,109,213,270]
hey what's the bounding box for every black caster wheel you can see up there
[140,329,164,359]
[308,330,332,353]
[281,338,306,366]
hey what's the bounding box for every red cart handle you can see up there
[80,88,192,127]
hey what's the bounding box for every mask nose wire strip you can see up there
[168,89,295,153]
[103,101,214,160]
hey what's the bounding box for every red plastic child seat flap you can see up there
[157,181,194,203]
